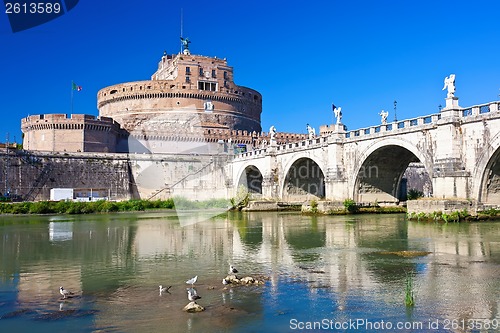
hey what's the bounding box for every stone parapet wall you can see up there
[407,199,477,214]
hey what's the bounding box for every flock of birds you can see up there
[59,264,240,304]
[180,264,238,303]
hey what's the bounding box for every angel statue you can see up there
[379,110,389,125]
[180,37,191,53]
[442,74,456,98]
[269,125,277,145]
[334,106,342,124]
[306,124,316,139]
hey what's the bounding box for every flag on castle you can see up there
[72,81,82,91]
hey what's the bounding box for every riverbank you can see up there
[0,198,229,215]
[2,198,499,222]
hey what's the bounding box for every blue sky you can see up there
[1,0,499,143]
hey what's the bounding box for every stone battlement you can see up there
[97,80,261,109]
[21,114,120,153]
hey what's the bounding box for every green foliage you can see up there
[343,199,358,213]
[407,209,473,223]
[0,198,184,215]
[416,212,426,221]
[430,211,441,221]
[480,208,499,216]
[310,199,318,214]
[28,201,51,214]
[407,189,424,200]
[100,201,119,212]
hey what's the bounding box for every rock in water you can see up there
[183,301,205,313]
[240,276,255,284]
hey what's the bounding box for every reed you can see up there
[404,272,415,307]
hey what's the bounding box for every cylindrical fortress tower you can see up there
[97,53,262,137]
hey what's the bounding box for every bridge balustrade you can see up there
[479,104,490,114]
[233,101,498,159]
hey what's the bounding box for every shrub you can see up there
[100,201,119,212]
[28,201,52,214]
[407,189,424,200]
[343,199,358,213]
[310,199,318,214]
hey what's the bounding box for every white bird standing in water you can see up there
[229,265,238,274]
[59,286,74,299]
[186,275,198,286]
[222,278,229,285]
[187,288,201,302]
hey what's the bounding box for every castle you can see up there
[21,44,307,154]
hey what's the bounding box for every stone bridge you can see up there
[229,99,500,208]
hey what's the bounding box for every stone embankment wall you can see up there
[0,150,132,201]
[0,149,230,202]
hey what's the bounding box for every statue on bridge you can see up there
[306,124,316,139]
[379,110,389,125]
[442,74,456,98]
[269,125,277,145]
[334,106,342,124]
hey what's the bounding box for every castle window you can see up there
[212,69,216,78]
[186,76,191,83]
[185,67,191,75]
[198,81,217,91]
[199,67,203,76]
[224,71,228,79]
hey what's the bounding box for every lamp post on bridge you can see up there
[393,100,397,122]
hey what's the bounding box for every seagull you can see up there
[59,286,74,299]
[187,288,201,302]
[229,265,238,274]
[159,285,171,295]
[186,275,197,286]
[222,278,229,285]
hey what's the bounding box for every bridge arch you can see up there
[282,156,326,201]
[236,164,263,195]
[473,132,500,205]
[351,138,433,204]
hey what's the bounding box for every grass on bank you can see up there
[0,197,231,215]
[407,208,500,222]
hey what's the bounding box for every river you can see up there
[0,211,499,332]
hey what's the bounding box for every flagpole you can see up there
[71,81,74,114]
